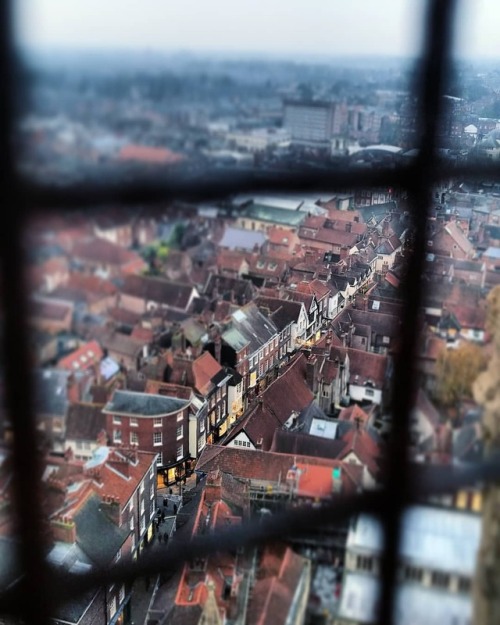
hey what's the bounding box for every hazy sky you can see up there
[14,0,500,60]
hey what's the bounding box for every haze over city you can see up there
[14,0,500,60]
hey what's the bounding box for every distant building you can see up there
[335,505,480,625]
[284,100,334,148]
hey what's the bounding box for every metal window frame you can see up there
[0,1,498,625]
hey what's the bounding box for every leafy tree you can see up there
[435,342,486,408]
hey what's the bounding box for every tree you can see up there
[434,342,486,409]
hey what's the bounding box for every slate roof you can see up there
[165,605,203,625]
[34,369,72,417]
[98,331,145,359]
[47,542,97,624]
[218,226,266,251]
[104,390,189,417]
[357,202,397,224]
[329,346,388,388]
[452,423,483,464]
[223,303,278,355]
[333,309,401,343]
[121,275,196,310]
[74,493,129,567]
[270,429,345,458]
[203,273,255,305]
[254,296,304,331]
[66,403,106,442]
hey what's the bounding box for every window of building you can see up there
[458,576,471,593]
[114,549,121,563]
[130,418,138,427]
[153,431,162,446]
[119,585,125,605]
[130,431,138,445]
[140,515,146,533]
[403,565,423,583]
[129,516,134,532]
[113,416,122,425]
[356,555,374,572]
[150,501,155,518]
[113,430,122,443]
[431,571,450,589]
[177,425,183,440]
[156,452,163,465]
[150,463,154,479]
[109,596,117,619]
[139,480,145,494]
[140,499,145,515]
[150,484,154,500]
[153,417,162,427]
[177,412,183,422]
[365,388,375,397]
[177,445,184,461]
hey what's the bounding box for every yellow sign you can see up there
[249,371,257,387]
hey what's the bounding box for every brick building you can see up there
[102,390,192,485]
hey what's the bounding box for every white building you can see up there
[335,505,481,625]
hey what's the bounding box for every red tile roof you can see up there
[247,545,308,625]
[30,297,73,322]
[227,354,313,449]
[67,273,117,296]
[118,144,185,165]
[337,429,382,478]
[130,325,154,343]
[58,340,104,371]
[196,445,363,494]
[192,352,223,396]
[72,238,145,270]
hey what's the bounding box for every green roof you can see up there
[222,327,249,351]
[241,203,306,227]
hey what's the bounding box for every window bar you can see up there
[0,3,54,625]
[376,1,459,625]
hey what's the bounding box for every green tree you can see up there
[435,342,486,408]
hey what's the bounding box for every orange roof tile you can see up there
[118,144,185,165]
[58,340,104,371]
[192,352,223,396]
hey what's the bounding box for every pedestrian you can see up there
[169,488,173,495]
[161,511,165,523]
[173,503,178,515]
[164,531,169,544]
[163,496,167,507]
[158,533,163,543]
